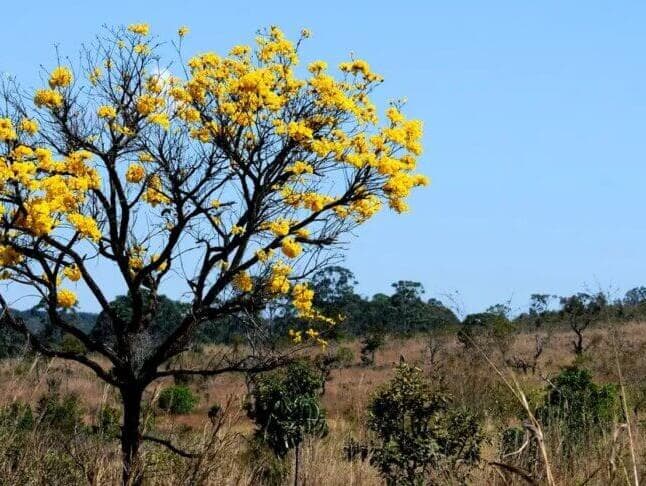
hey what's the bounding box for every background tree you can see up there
[246,360,328,485]
[559,293,606,355]
[0,23,426,483]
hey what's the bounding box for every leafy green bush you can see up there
[537,366,618,452]
[95,405,121,437]
[367,363,483,485]
[0,401,34,431]
[37,391,84,435]
[157,385,198,415]
[59,334,86,354]
[246,360,328,457]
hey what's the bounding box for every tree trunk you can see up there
[121,385,144,486]
[294,442,301,486]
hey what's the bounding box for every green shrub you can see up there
[537,366,618,452]
[246,360,328,458]
[96,405,121,437]
[367,363,483,485]
[0,401,34,431]
[157,385,198,414]
[59,334,86,354]
[37,391,84,434]
[336,346,355,367]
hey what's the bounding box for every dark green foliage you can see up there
[157,385,199,414]
[559,293,606,354]
[0,401,34,431]
[458,309,515,357]
[96,405,121,438]
[246,360,328,457]
[37,390,84,435]
[91,293,190,348]
[367,363,483,485]
[537,366,618,451]
[360,331,385,366]
[60,333,86,354]
[0,323,26,359]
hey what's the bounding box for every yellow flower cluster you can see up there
[232,270,253,292]
[292,282,314,314]
[49,66,73,88]
[128,23,150,36]
[68,213,101,241]
[34,89,63,109]
[63,264,82,282]
[97,105,117,119]
[0,245,23,266]
[136,94,165,116]
[267,261,291,294]
[0,118,17,141]
[281,237,302,258]
[20,118,39,135]
[142,175,169,206]
[262,218,291,236]
[148,113,170,130]
[57,289,77,308]
[126,164,145,183]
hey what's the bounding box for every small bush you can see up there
[37,391,84,435]
[157,385,198,414]
[96,405,121,438]
[0,401,34,431]
[59,334,86,354]
[368,363,483,485]
[537,366,618,452]
[246,360,328,457]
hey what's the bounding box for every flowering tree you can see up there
[0,23,426,483]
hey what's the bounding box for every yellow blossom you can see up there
[125,164,145,183]
[281,238,302,258]
[292,282,314,313]
[128,23,150,35]
[232,271,253,292]
[57,289,77,308]
[97,105,117,119]
[19,118,39,135]
[288,329,302,344]
[49,66,73,88]
[148,112,170,130]
[34,89,63,109]
[0,118,17,141]
[68,213,101,241]
[63,265,82,282]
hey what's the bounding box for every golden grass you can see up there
[1,322,646,484]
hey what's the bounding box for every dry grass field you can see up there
[1,321,646,484]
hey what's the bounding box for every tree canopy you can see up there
[0,23,426,483]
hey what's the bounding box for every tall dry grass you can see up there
[0,322,646,484]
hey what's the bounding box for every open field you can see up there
[1,321,646,484]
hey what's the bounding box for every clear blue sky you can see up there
[2,1,645,314]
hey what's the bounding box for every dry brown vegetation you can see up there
[2,321,646,484]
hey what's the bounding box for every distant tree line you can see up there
[4,269,646,357]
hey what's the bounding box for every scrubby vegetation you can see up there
[1,291,646,484]
[3,267,646,484]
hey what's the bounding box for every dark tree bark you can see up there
[120,384,145,486]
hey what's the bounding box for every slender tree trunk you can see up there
[121,384,144,486]
[294,442,301,486]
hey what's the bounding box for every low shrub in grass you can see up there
[157,385,198,415]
